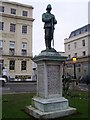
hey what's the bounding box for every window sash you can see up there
[0,48,3,55]
[9,48,15,55]
[22,42,27,49]
[22,25,27,33]
[68,54,71,59]
[0,22,4,30]
[0,40,3,48]
[22,49,27,55]
[11,8,16,14]
[82,51,86,56]
[9,41,15,48]
[9,60,15,70]
[74,53,77,57]
[21,61,27,70]
[0,6,4,12]
[10,23,16,32]
[82,40,85,46]
[22,11,28,16]
[68,44,70,50]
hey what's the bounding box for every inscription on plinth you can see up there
[38,64,45,97]
[47,65,60,96]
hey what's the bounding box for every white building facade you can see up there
[64,24,90,79]
[0,0,34,81]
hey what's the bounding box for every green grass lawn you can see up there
[2,91,89,120]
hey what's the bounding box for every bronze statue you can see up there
[42,4,57,49]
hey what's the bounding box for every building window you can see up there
[22,42,27,49]
[74,53,77,57]
[78,67,81,73]
[9,41,15,55]
[74,33,76,36]
[82,40,85,46]
[11,8,16,15]
[0,6,4,12]
[0,22,4,30]
[74,42,77,49]
[68,54,71,59]
[22,42,27,55]
[0,40,3,55]
[68,44,70,50]
[0,40,3,48]
[22,25,27,34]
[10,23,16,32]
[82,51,86,56]
[21,61,27,70]
[79,31,81,34]
[85,28,87,32]
[9,60,15,70]
[22,11,28,16]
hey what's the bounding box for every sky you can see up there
[8,0,89,56]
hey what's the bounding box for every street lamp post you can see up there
[72,57,76,79]
[63,62,65,77]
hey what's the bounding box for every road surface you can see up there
[2,81,37,94]
[1,82,89,94]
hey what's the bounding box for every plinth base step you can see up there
[25,106,76,119]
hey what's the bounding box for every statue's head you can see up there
[46,4,52,11]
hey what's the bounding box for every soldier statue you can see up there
[42,4,57,49]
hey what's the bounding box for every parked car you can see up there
[79,75,90,84]
[0,77,7,86]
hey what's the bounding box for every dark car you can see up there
[80,75,90,84]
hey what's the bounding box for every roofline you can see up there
[69,24,90,38]
[71,24,90,33]
[0,0,34,9]
[64,33,89,44]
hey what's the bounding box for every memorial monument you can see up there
[42,4,57,49]
[26,4,76,119]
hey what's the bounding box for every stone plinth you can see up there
[32,97,68,112]
[26,49,76,119]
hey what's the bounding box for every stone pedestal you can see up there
[26,49,76,119]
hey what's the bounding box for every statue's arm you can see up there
[42,13,51,22]
[53,15,57,24]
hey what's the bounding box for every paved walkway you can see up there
[75,83,89,91]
